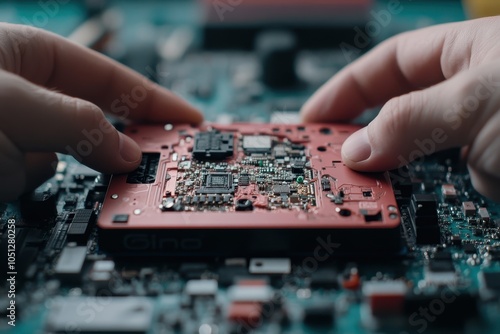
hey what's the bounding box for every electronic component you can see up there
[272,185,291,195]
[478,207,490,223]
[441,184,457,200]
[238,174,250,186]
[479,271,500,300]
[126,153,160,184]
[463,244,476,254]
[185,279,218,296]
[89,260,115,285]
[425,254,457,286]
[66,209,96,244]
[98,124,401,255]
[249,258,291,274]
[228,302,262,327]
[321,178,331,191]
[54,245,87,281]
[463,201,476,217]
[3,3,497,334]
[197,173,234,194]
[404,292,478,324]
[20,186,57,222]
[310,268,339,289]
[410,193,440,244]
[303,302,335,325]
[45,297,154,333]
[193,131,234,160]
[228,284,273,303]
[242,135,272,154]
[363,280,407,316]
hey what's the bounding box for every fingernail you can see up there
[343,128,372,163]
[119,134,142,163]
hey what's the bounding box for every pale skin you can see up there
[0,23,202,201]
[1,17,500,202]
[301,16,500,201]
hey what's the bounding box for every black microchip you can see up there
[192,131,234,160]
[321,179,331,191]
[291,160,305,174]
[428,259,455,273]
[473,228,483,236]
[463,244,476,254]
[179,263,209,279]
[304,302,335,325]
[488,247,500,261]
[67,209,96,244]
[273,185,290,195]
[483,272,500,290]
[72,209,96,224]
[432,251,452,261]
[256,177,266,183]
[238,175,250,186]
[64,194,78,206]
[67,223,90,244]
[112,214,129,223]
[217,266,249,286]
[197,173,234,194]
[310,269,338,289]
[450,235,462,245]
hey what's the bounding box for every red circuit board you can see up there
[97,124,401,255]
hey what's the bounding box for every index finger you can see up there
[301,20,473,122]
[0,23,202,124]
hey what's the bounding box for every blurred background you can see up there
[0,0,499,124]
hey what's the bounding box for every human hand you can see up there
[301,16,500,201]
[0,23,202,201]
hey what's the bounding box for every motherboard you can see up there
[2,126,500,334]
[98,124,400,255]
[2,1,500,334]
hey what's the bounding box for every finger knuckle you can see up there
[378,92,424,137]
[0,72,23,101]
[0,24,40,68]
[72,98,105,129]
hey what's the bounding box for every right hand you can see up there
[301,16,500,201]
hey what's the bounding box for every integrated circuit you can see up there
[273,185,291,195]
[197,173,234,194]
[192,131,234,160]
[243,135,272,154]
[98,124,401,255]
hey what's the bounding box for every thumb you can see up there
[341,64,500,172]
